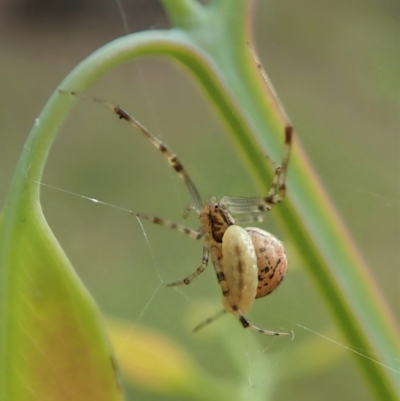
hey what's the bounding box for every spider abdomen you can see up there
[245,227,288,298]
[220,225,258,314]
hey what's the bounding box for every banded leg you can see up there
[247,41,293,208]
[263,125,293,206]
[192,309,227,333]
[59,90,203,213]
[192,305,288,335]
[232,306,289,336]
[221,125,293,213]
[167,235,211,286]
[133,212,205,240]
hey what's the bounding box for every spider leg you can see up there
[192,304,289,336]
[265,125,292,205]
[182,204,197,219]
[231,213,264,225]
[192,309,227,333]
[167,235,211,286]
[133,212,205,240]
[221,125,293,213]
[134,211,210,285]
[59,90,203,213]
[233,307,289,336]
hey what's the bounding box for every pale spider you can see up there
[60,54,292,336]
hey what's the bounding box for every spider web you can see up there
[3,1,399,400]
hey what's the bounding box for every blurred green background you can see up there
[1,0,398,400]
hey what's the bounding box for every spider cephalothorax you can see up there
[200,200,235,243]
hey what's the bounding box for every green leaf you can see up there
[0,57,122,401]
[0,208,122,400]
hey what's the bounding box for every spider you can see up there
[59,52,292,336]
